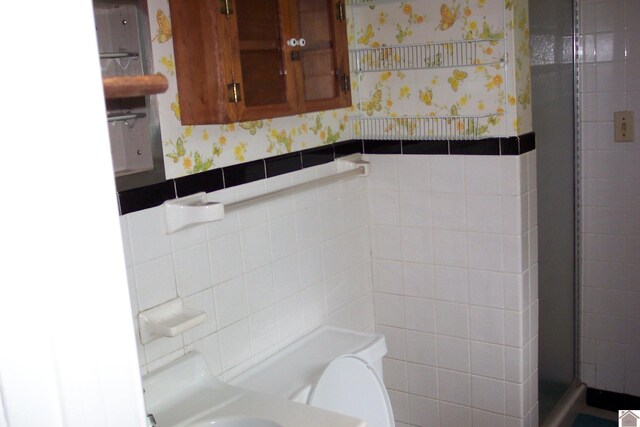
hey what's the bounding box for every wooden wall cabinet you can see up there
[168,0,351,125]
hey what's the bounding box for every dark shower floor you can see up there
[570,405,617,427]
[571,413,616,427]
[540,382,618,427]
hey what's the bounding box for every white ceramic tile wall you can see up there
[120,162,374,379]
[120,151,537,426]
[367,153,539,427]
[579,0,640,396]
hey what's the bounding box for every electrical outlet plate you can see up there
[614,111,634,142]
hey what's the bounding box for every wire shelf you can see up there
[349,40,504,72]
[350,115,497,140]
[100,51,139,60]
[107,111,147,123]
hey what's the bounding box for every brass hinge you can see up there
[341,74,351,92]
[336,1,346,21]
[227,82,241,103]
[221,0,233,17]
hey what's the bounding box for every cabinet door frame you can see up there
[169,0,237,124]
[288,0,351,114]
[228,0,299,122]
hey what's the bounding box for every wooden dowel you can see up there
[102,74,169,99]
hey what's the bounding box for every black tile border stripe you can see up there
[500,137,520,155]
[363,139,402,154]
[402,140,449,155]
[174,168,224,198]
[519,132,536,154]
[222,159,266,188]
[118,133,535,215]
[450,138,500,155]
[265,152,302,178]
[500,132,536,155]
[334,139,363,158]
[301,145,335,168]
[587,387,640,412]
[118,180,177,216]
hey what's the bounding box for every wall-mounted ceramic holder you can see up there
[164,192,224,234]
[337,153,370,176]
[138,297,207,344]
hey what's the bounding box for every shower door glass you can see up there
[529,0,577,423]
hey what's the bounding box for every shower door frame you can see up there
[532,0,583,422]
[573,0,581,386]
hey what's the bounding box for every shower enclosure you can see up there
[529,0,579,423]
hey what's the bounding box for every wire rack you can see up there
[350,115,496,140]
[350,40,504,72]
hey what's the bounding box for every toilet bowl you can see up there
[229,326,395,427]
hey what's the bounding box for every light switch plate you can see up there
[614,111,634,142]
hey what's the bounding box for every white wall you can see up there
[0,1,145,426]
[579,0,640,397]
[121,161,374,379]
[367,154,539,427]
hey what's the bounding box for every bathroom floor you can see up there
[571,405,617,427]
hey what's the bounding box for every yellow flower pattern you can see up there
[234,143,248,162]
[159,55,175,76]
[170,94,180,121]
[419,88,433,106]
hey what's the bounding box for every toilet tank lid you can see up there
[228,326,387,400]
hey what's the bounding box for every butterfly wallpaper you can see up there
[350,0,532,138]
[147,0,532,180]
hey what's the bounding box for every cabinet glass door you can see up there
[235,0,288,108]
[295,0,338,101]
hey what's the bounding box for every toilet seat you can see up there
[309,355,394,427]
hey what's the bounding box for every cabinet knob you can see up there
[286,38,306,48]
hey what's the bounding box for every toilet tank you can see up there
[229,326,388,404]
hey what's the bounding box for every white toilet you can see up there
[230,326,395,427]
